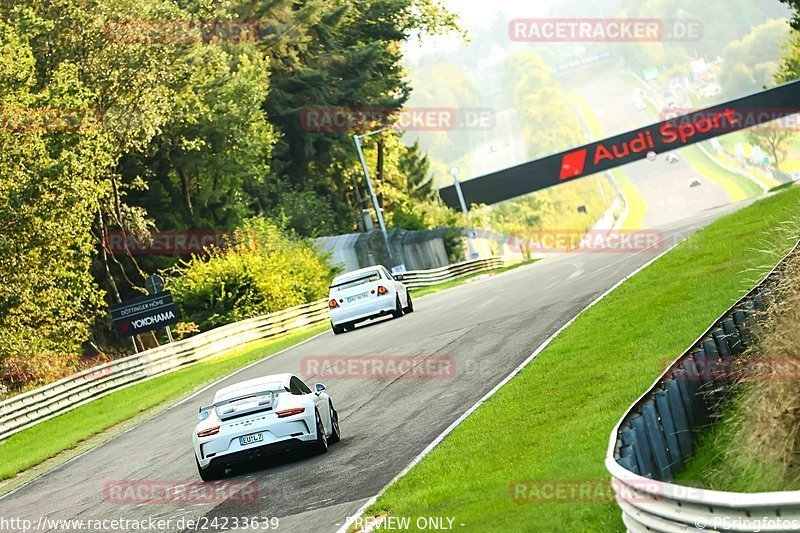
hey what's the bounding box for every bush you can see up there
[274,189,342,237]
[168,218,335,331]
[0,344,79,392]
[390,204,428,230]
[444,228,466,263]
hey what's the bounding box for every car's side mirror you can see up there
[393,273,404,281]
[198,409,210,421]
[315,383,326,394]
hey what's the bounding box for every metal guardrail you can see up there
[606,240,800,532]
[0,299,330,442]
[402,257,506,288]
[0,257,509,442]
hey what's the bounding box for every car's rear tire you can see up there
[312,409,328,454]
[391,295,404,318]
[328,402,341,444]
[344,322,355,332]
[331,321,345,335]
[196,456,224,482]
[403,292,414,314]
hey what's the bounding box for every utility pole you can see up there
[450,167,477,260]
[451,167,469,215]
[353,128,395,265]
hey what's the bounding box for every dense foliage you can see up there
[618,0,787,75]
[719,19,789,98]
[168,219,335,331]
[0,0,458,388]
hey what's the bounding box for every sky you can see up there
[403,0,561,63]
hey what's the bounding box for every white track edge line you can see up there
[336,239,684,533]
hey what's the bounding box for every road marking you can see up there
[306,498,335,511]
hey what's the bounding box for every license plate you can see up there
[239,433,263,446]
[347,292,369,303]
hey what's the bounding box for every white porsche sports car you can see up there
[328,265,413,334]
[193,373,340,481]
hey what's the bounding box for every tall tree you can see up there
[0,18,108,382]
[747,128,795,169]
[781,0,800,30]
[399,140,435,202]
[232,0,459,235]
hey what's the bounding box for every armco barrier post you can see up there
[674,370,698,429]
[642,402,673,481]
[654,390,683,471]
[664,379,693,460]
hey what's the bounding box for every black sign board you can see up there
[110,292,180,339]
[439,78,800,209]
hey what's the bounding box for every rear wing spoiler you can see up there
[199,389,281,420]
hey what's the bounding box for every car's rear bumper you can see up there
[329,296,395,325]
[205,436,316,469]
[196,414,317,468]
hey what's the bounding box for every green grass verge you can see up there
[620,71,650,91]
[570,91,604,140]
[363,187,800,532]
[718,131,800,176]
[0,324,328,483]
[409,260,539,299]
[717,131,749,157]
[781,160,800,174]
[784,138,800,173]
[709,132,790,187]
[769,181,797,193]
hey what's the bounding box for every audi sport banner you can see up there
[110,292,181,339]
[439,78,800,209]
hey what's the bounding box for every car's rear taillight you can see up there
[197,426,220,438]
[377,285,388,295]
[276,407,305,418]
[329,299,338,308]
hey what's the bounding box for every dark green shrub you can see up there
[168,218,335,331]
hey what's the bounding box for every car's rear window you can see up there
[330,271,380,291]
